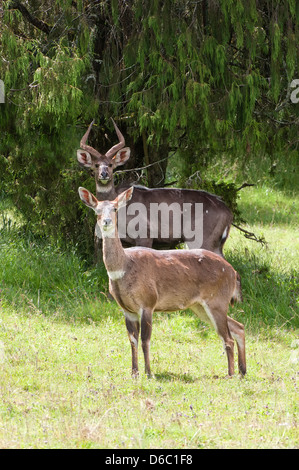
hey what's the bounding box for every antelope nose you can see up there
[103,218,113,228]
[100,169,109,179]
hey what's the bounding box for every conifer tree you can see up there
[0,1,298,250]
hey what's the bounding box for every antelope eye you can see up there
[108,163,113,168]
[95,163,99,168]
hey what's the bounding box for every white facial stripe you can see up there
[102,204,112,218]
[95,203,113,218]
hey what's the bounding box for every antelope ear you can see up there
[78,187,98,210]
[112,147,131,167]
[115,186,134,210]
[77,149,93,167]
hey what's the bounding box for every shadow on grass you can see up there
[225,251,299,330]
[154,371,198,383]
[154,371,230,382]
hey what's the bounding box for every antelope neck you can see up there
[96,181,117,200]
[102,226,126,279]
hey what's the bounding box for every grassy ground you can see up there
[0,176,298,448]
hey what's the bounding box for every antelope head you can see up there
[78,186,134,237]
[77,119,131,195]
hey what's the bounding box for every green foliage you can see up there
[0,0,298,249]
[202,181,244,224]
[0,2,98,247]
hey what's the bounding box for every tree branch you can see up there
[236,182,255,191]
[232,223,267,245]
[8,1,52,34]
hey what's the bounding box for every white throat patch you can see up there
[96,182,112,193]
[107,270,125,281]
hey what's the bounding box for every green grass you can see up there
[0,178,298,449]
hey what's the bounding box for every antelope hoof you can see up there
[132,369,139,379]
